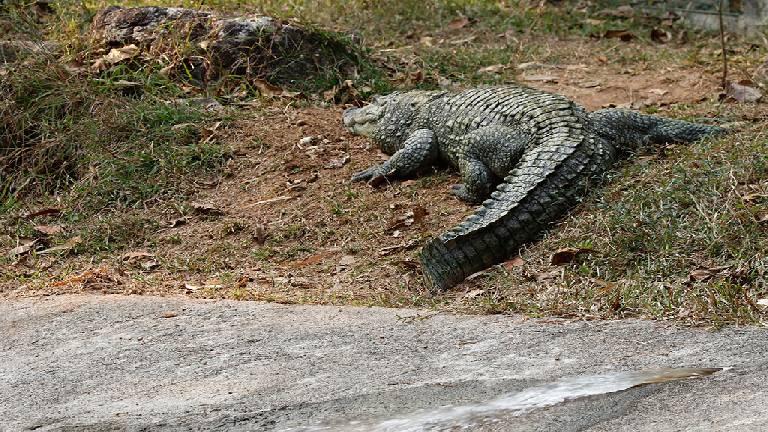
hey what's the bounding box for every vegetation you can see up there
[1,0,765,325]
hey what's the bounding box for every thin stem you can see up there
[719,0,728,90]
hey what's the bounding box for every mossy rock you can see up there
[90,6,371,93]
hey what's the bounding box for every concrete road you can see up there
[1,295,766,431]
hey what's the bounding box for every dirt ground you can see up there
[3,33,765,320]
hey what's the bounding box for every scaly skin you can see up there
[343,85,725,291]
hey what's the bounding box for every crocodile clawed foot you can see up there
[351,166,379,182]
[450,184,482,204]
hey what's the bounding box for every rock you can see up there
[90,6,211,47]
[89,6,367,93]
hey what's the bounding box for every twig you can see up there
[719,0,729,90]
[239,195,293,209]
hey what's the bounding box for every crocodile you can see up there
[342,85,725,291]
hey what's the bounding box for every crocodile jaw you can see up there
[342,104,384,137]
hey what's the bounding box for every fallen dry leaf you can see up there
[254,79,301,98]
[464,289,485,299]
[741,192,767,203]
[25,208,62,219]
[290,248,340,268]
[161,311,178,318]
[8,240,38,258]
[580,81,601,88]
[757,298,768,307]
[323,79,361,104]
[168,217,189,228]
[191,202,224,215]
[34,225,63,236]
[725,80,763,103]
[38,236,81,255]
[91,44,140,72]
[535,269,561,282]
[477,64,504,74]
[502,256,526,269]
[378,239,420,256]
[516,62,545,71]
[598,29,635,42]
[521,73,559,83]
[324,155,350,169]
[339,255,357,266]
[385,206,428,233]
[550,247,593,265]
[447,16,470,30]
[651,28,672,43]
[647,88,669,96]
[689,269,714,282]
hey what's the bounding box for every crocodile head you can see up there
[342,98,387,138]
[343,91,443,154]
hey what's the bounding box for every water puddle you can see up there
[288,367,721,432]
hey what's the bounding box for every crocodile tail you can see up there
[419,100,611,291]
[589,109,727,148]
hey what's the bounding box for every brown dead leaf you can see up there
[25,208,62,219]
[742,192,767,203]
[161,311,178,318]
[600,29,636,42]
[191,202,224,216]
[378,239,420,256]
[450,36,477,45]
[502,256,526,269]
[521,73,559,83]
[477,64,504,74]
[290,248,340,268]
[580,81,601,88]
[550,247,593,265]
[38,236,81,255]
[447,16,470,30]
[651,28,672,43]
[254,79,301,98]
[516,62,545,71]
[168,217,189,228]
[724,80,763,103]
[535,269,561,282]
[324,155,350,169]
[122,251,155,262]
[323,79,361,104]
[757,298,768,308]
[34,225,63,236]
[689,268,715,282]
[464,289,485,299]
[8,240,38,258]
[91,44,140,72]
[253,224,268,245]
[647,88,669,96]
[385,206,428,233]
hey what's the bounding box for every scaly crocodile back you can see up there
[419,90,725,291]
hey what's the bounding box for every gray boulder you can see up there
[90,6,367,93]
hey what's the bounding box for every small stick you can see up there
[719,0,729,90]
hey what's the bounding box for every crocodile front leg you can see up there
[351,129,437,186]
[451,126,531,203]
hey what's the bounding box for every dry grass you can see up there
[1,1,766,325]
